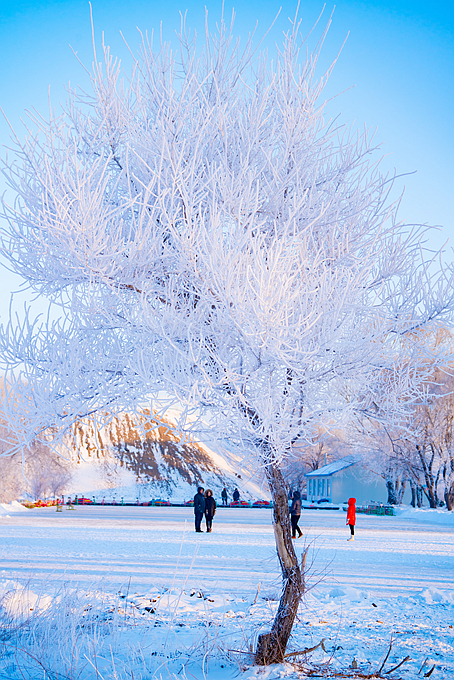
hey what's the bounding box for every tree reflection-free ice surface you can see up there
[0,504,453,678]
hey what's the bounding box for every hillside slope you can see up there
[64,411,269,503]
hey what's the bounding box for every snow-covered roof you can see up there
[305,455,359,477]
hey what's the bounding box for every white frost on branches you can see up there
[1,12,453,464]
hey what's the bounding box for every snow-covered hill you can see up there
[63,411,269,504]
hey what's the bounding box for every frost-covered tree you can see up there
[23,440,73,500]
[0,427,73,501]
[403,367,454,510]
[349,418,409,504]
[0,424,23,502]
[284,426,351,493]
[350,333,454,509]
[1,10,454,663]
[0,379,74,501]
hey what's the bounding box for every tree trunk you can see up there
[422,485,437,508]
[417,446,438,508]
[386,479,397,505]
[444,477,454,511]
[410,483,416,508]
[443,461,454,511]
[396,479,406,504]
[255,461,304,665]
[416,486,423,508]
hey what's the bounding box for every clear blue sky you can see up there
[0,0,453,322]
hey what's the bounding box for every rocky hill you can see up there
[65,411,268,503]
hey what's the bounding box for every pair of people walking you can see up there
[193,487,216,532]
[220,487,239,506]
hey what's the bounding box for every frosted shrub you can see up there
[0,582,143,679]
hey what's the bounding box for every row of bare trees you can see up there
[286,358,454,511]
[349,364,454,510]
[284,427,350,493]
[0,422,73,503]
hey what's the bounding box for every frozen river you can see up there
[1,504,454,679]
[1,505,453,599]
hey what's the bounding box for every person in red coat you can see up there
[346,497,356,541]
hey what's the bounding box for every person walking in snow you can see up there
[194,487,206,532]
[346,497,356,541]
[221,487,228,506]
[290,490,303,538]
[204,489,216,532]
[232,488,240,503]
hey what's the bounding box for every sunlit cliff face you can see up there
[69,411,227,492]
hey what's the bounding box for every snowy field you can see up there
[1,504,453,679]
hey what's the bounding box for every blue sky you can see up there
[0,0,453,321]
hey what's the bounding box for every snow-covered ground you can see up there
[0,504,453,679]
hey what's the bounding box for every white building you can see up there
[305,455,389,505]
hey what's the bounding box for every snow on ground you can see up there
[0,505,453,679]
[0,500,28,517]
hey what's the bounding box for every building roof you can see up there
[305,455,358,478]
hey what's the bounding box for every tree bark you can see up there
[386,479,397,505]
[410,483,416,508]
[443,461,454,511]
[255,460,304,665]
[417,445,438,508]
[417,486,423,508]
[396,478,406,504]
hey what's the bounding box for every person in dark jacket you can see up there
[290,490,303,539]
[204,489,216,532]
[346,497,356,541]
[194,487,205,532]
[232,488,240,502]
[221,487,228,506]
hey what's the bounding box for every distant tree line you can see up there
[0,424,73,503]
[287,339,454,510]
